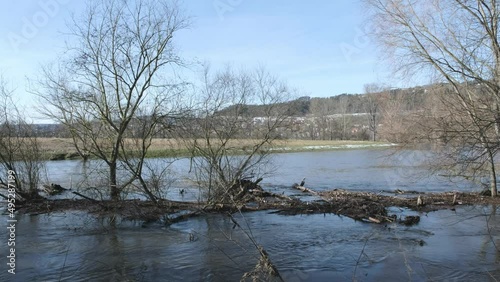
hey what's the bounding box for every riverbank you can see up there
[37,138,396,160]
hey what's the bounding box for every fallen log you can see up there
[165,210,201,225]
[72,191,98,202]
[292,184,318,195]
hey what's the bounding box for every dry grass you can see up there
[273,139,382,148]
[35,138,391,160]
[38,138,76,152]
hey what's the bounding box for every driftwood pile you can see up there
[43,183,69,195]
[241,246,284,282]
[286,183,494,225]
[12,177,500,228]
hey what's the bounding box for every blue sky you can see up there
[0,0,394,122]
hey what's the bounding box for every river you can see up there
[0,149,499,281]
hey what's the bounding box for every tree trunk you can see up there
[487,148,498,197]
[489,159,498,197]
[138,177,158,204]
[493,103,500,197]
[110,162,120,201]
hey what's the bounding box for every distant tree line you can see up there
[29,85,431,142]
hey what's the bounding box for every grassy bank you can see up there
[36,138,396,161]
[269,140,396,152]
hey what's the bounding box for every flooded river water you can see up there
[1,149,499,281]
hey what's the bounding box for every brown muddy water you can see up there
[1,149,499,281]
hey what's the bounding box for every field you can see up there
[36,138,395,160]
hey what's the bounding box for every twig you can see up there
[58,241,72,282]
[487,270,499,282]
[352,233,371,281]
[485,207,500,253]
[229,207,285,282]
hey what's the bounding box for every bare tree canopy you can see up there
[364,83,384,142]
[366,0,500,83]
[0,75,44,201]
[34,0,189,201]
[365,0,500,196]
[180,65,296,204]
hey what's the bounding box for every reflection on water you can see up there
[0,207,499,281]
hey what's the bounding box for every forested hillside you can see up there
[212,85,432,141]
[32,85,433,141]
[218,86,429,117]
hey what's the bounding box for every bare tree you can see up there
[34,0,189,201]
[181,66,295,205]
[411,84,500,189]
[310,97,337,140]
[377,89,412,143]
[0,76,44,201]
[364,83,383,142]
[365,0,500,196]
[337,95,352,140]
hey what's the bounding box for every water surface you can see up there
[1,149,497,281]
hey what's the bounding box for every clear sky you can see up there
[0,0,395,122]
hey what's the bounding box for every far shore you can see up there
[36,138,397,161]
